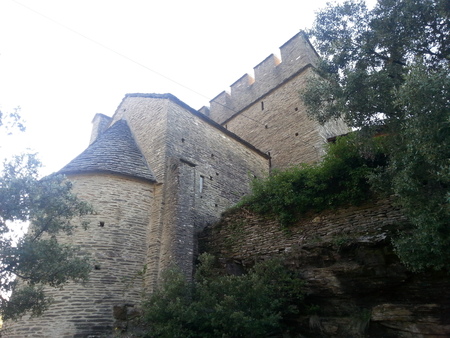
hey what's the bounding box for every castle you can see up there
[4,32,348,337]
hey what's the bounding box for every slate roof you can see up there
[59,119,156,182]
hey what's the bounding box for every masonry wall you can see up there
[226,67,348,168]
[161,98,270,277]
[166,99,269,219]
[201,199,407,266]
[3,173,154,338]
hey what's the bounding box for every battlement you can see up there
[203,32,319,124]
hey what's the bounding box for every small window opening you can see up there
[216,172,219,176]
[181,138,185,143]
[199,176,204,193]
[99,221,105,227]
[261,101,264,110]
[295,107,298,111]
[215,203,218,207]
[211,153,214,158]
[265,124,268,129]
[94,265,101,270]
[295,132,299,136]
[209,176,213,180]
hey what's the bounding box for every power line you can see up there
[8,0,279,129]
[9,0,211,101]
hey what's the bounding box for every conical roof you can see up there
[59,119,156,182]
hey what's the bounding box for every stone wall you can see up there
[159,97,270,279]
[201,199,407,265]
[200,201,450,337]
[224,67,347,168]
[3,173,154,337]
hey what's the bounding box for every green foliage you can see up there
[302,0,450,271]
[0,112,93,320]
[142,254,305,337]
[239,134,386,226]
[380,63,450,271]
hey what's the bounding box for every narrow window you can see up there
[199,176,204,193]
[261,101,265,110]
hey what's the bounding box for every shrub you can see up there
[142,254,305,338]
[238,134,386,226]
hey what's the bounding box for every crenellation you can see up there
[253,53,281,81]
[230,73,255,96]
[279,31,318,70]
[198,105,210,117]
[205,32,320,123]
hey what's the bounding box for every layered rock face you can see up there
[200,200,450,337]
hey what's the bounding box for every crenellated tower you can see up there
[201,32,348,168]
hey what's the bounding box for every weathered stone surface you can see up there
[200,200,450,337]
[372,303,450,337]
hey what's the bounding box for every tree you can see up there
[0,110,92,320]
[301,0,450,271]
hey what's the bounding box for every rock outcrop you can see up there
[199,200,450,337]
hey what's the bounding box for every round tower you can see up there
[3,120,156,337]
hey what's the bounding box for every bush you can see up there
[239,134,386,226]
[142,254,305,338]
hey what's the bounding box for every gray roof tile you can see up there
[59,119,156,182]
